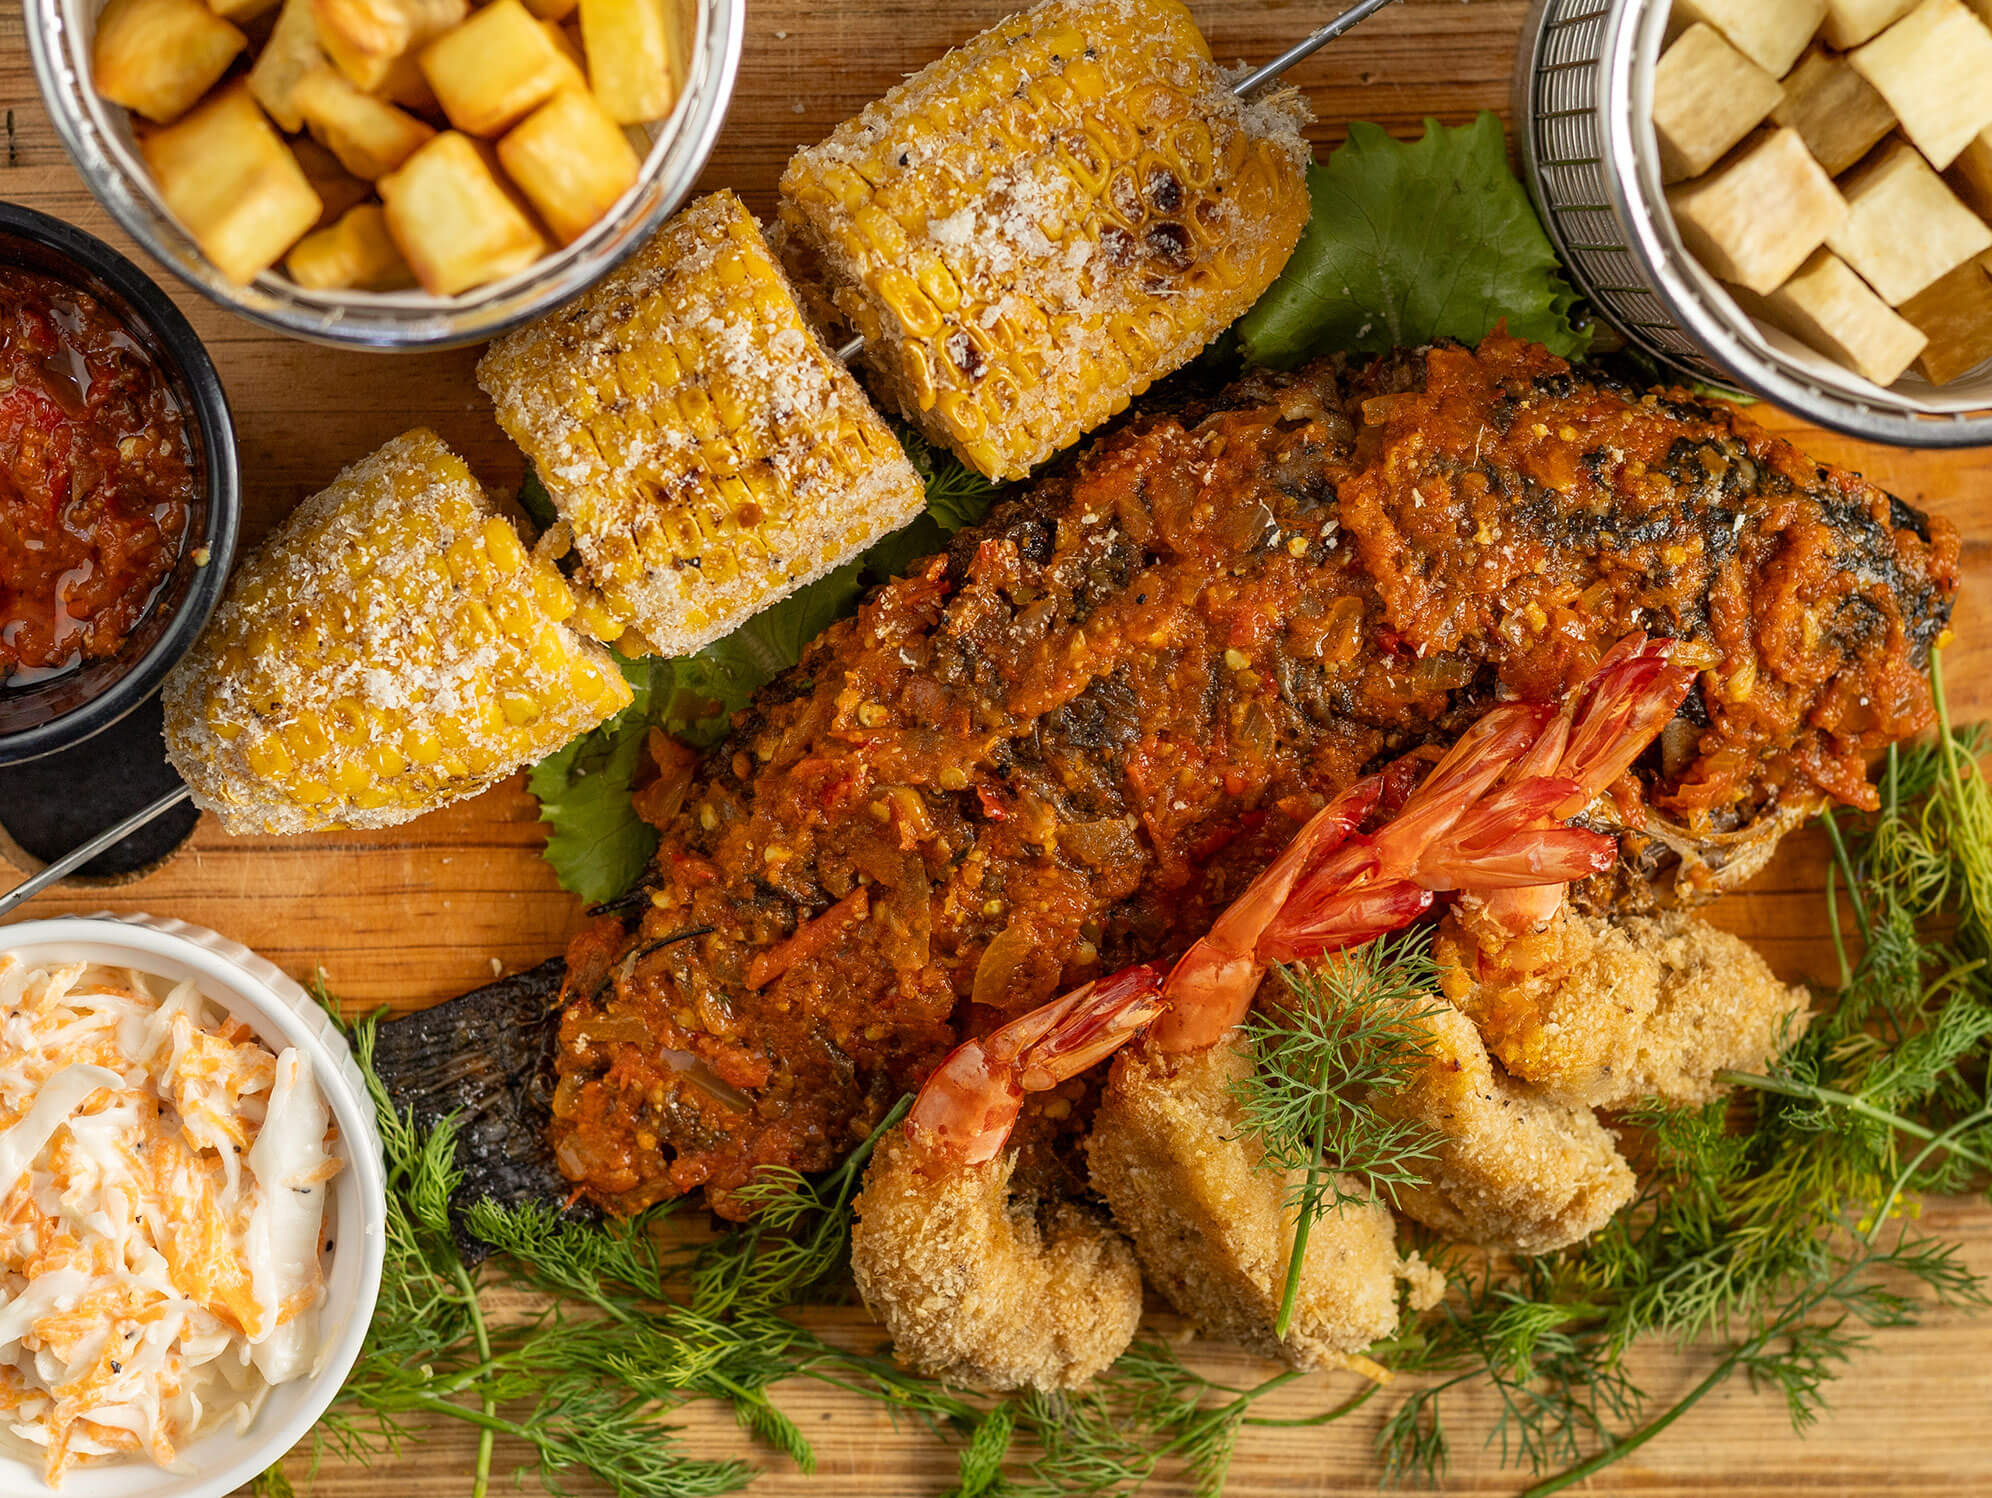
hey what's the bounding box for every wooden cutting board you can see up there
[3,1,1990,1493]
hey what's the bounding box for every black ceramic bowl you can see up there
[0,202,238,768]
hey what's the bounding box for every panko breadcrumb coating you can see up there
[1384,1001,1636,1255]
[1439,907,1810,1109]
[1088,1042,1443,1372]
[850,1131,1142,1392]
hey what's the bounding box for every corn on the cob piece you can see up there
[775,0,1312,482]
[477,189,926,657]
[162,429,632,835]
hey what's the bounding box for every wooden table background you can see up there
[3,0,1991,1492]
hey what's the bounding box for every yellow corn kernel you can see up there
[775,0,1311,481]
[244,736,292,777]
[477,190,927,657]
[160,428,631,836]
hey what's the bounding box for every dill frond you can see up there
[1231,932,1445,1335]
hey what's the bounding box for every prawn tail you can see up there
[1151,779,1382,1054]
[908,964,1167,1168]
[1015,964,1168,1091]
[1553,635,1698,814]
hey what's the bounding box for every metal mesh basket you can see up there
[1512,0,1992,449]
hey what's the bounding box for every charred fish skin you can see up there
[549,335,1959,1219]
[371,957,585,1254]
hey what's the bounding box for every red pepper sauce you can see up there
[0,267,194,683]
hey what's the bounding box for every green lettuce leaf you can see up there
[1237,113,1591,367]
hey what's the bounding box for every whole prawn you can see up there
[850,637,1699,1390]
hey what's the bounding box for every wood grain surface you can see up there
[2,0,1991,1493]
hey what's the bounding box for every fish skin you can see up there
[371,958,585,1256]
[518,336,1959,1219]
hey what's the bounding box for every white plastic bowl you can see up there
[0,913,387,1498]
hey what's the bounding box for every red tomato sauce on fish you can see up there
[0,267,194,682]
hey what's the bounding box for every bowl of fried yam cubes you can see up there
[1648,0,1992,418]
[25,0,743,345]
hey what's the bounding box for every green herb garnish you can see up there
[1237,113,1591,367]
[1231,934,1445,1336]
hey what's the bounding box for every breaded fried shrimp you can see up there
[850,1131,1143,1391]
[1088,1042,1443,1372]
[1600,910,1810,1107]
[1439,907,1810,1108]
[1383,1001,1636,1254]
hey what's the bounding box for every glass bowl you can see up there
[26,0,744,350]
[0,203,239,767]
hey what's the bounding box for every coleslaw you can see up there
[0,955,341,1484]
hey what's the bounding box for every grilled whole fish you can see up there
[512,336,1958,1218]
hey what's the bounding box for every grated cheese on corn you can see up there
[776,0,1314,481]
[162,428,632,835]
[477,189,928,658]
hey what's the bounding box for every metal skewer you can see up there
[0,785,192,920]
[1,0,1398,923]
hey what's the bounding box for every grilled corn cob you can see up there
[477,189,926,657]
[163,428,632,835]
[775,0,1313,482]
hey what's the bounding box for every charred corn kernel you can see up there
[477,190,926,658]
[776,0,1311,481]
[162,428,632,836]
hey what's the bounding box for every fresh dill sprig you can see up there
[1369,650,1992,1491]
[1232,932,1445,1335]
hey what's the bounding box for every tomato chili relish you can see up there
[0,266,194,683]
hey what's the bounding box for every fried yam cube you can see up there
[287,202,416,289]
[578,0,677,123]
[497,88,640,244]
[1667,128,1848,294]
[1823,0,1919,46]
[777,0,1313,481]
[1673,0,1825,75]
[379,131,549,294]
[477,190,926,656]
[1849,0,1992,169]
[1088,1042,1443,1374]
[141,83,323,283]
[248,0,329,132]
[162,428,631,835]
[314,0,464,91]
[1653,23,1782,183]
[93,0,245,125]
[291,136,374,228]
[1951,127,1992,218]
[420,0,585,136]
[1737,250,1929,385]
[1900,260,1992,382]
[292,63,435,178]
[1772,46,1898,177]
[1828,139,1992,304]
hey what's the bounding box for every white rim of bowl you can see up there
[0,912,387,1498]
